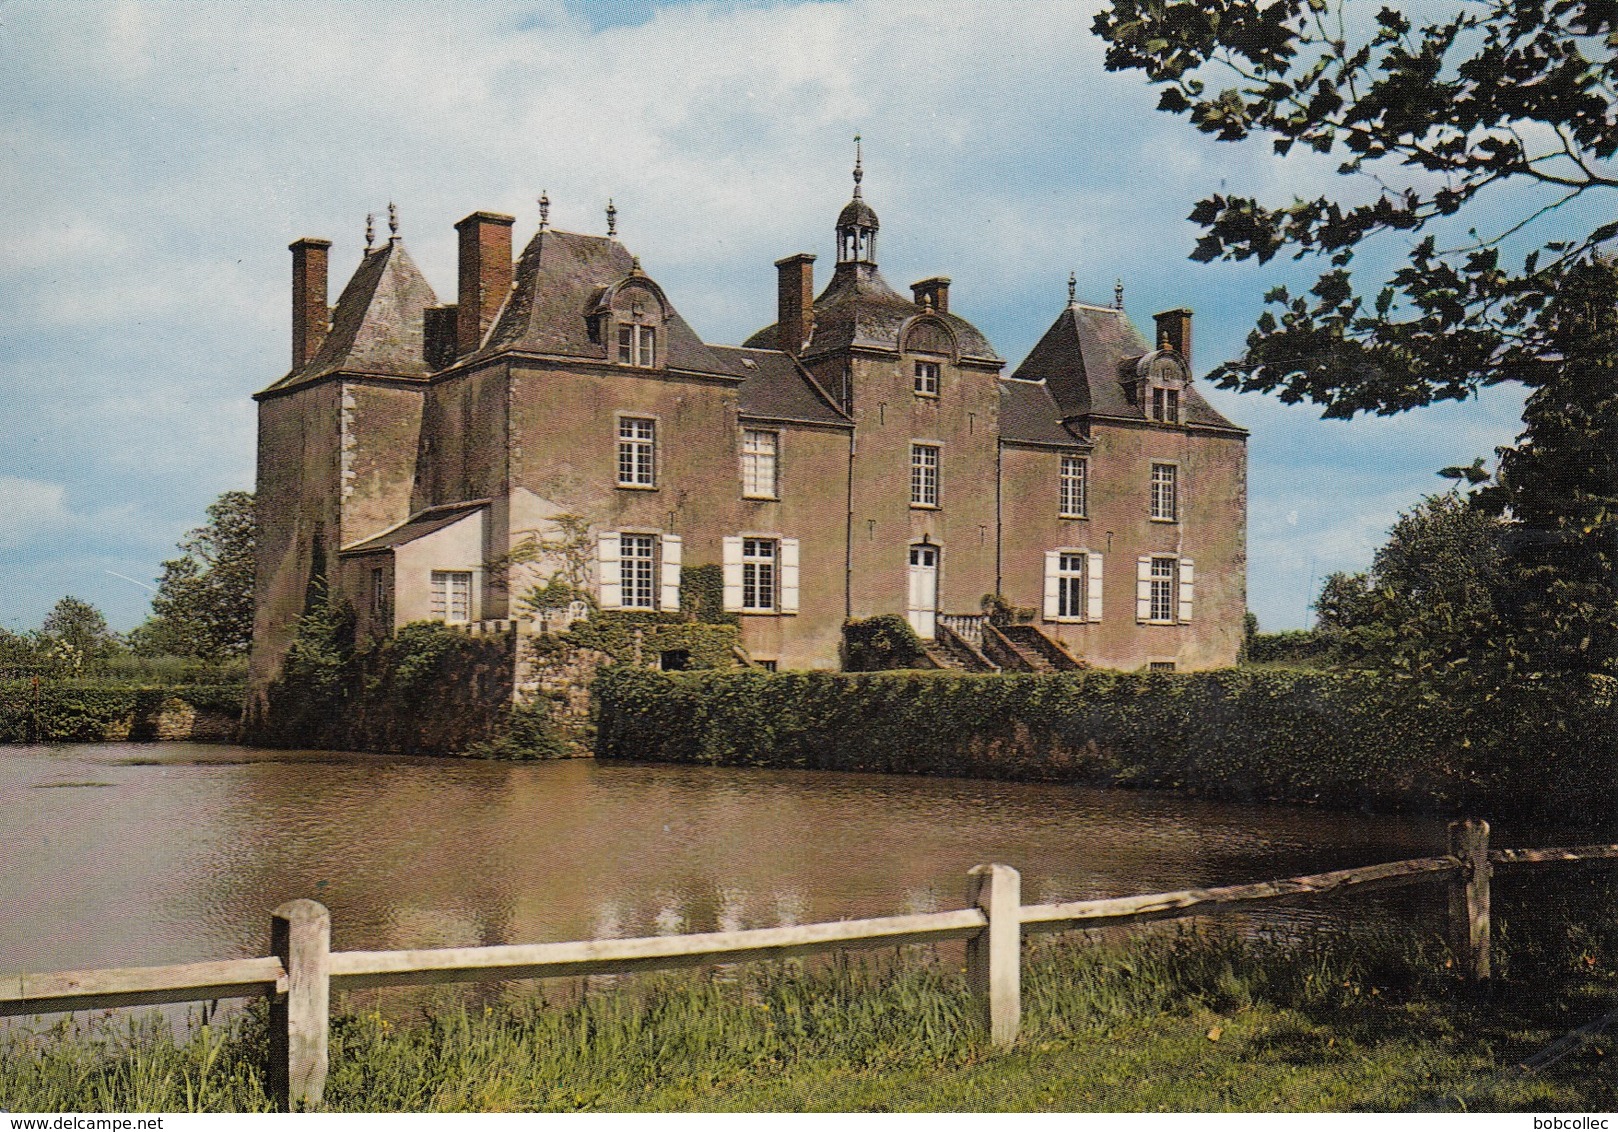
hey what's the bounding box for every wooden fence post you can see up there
[269,899,331,1111]
[1447,819,1491,984]
[966,864,1020,1047]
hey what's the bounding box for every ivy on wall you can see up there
[0,683,245,743]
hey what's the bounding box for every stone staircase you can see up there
[920,619,1000,672]
[981,623,1085,673]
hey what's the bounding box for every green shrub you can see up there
[597,667,1617,818]
[842,615,927,671]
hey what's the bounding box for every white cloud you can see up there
[0,0,1550,629]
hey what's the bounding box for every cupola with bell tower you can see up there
[835,135,880,268]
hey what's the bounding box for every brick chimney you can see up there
[454,211,515,357]
[289,238,331,370]
[911,276,951,314]
[1154,308,1192,365]
[775,253,816,356]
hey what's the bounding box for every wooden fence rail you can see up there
[5,819,1617,1110]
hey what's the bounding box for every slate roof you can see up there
[999,379,1087,447]
[261,240,439,394]
[472,228,731,375]
[1010,301,1244,432]
[339,501,488,555]
[744,263,1001,363]
[711,345,850,427]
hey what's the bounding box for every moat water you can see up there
[0,742,1500,983]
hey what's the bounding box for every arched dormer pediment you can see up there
[587,270,670,368]
[901,314,959,362]
[1134,348,1191,386]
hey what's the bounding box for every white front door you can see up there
[907,545,938,639]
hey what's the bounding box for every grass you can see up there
[4,921,1617,1113]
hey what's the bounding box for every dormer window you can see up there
[1135,349,1190,427]
[1151,386,1180,424]
[914,360,940,397]
[618,323,656,367]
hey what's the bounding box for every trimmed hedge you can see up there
[0,683,245,743]
[596,667,1618,818]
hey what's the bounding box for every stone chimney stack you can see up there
[454,211,516,357]
[289,238,332,370]
[775,253,816,356]
[1154,308,1193,366]
[911,277,951,314]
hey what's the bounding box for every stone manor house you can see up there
[249,162,1247,694]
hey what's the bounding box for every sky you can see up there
[0,0,1546,635]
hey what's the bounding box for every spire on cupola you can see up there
[836,134,879,265]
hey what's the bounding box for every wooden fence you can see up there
[5,819,1618,1110]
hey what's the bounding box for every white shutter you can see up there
[1043,551,1062,620]
[1087,552,1104,622]
[1136,556,1152,622]
[722,536,744,612]
[598,532,622,610]
[660,533,682,612]
[779,538,800,614]
[1178,557,1195,623]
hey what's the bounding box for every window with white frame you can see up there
[1060,455,1087,518]
[617,417,656,487]
[741,538,777,611]
[617,324,656,367]
[914,360,940,397]
[598,531,681,612]
[1057,553,1085,618]
[1149,556,1177,623]
[1136,554,1193,625]
[1044,549,1103,623]
[430,570,472,623]
[619,534,657,609]
[1150,462,1178,521]
[1151,386,1181,424]
[370,566,387,618]
[911,444,939,507]
[741,429,779,498]
[722,536,800,614]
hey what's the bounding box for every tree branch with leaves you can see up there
[1095,0,1618,417]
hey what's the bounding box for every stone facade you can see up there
[250,162,1247,702]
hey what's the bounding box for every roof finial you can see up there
[1114,278,1125,310]
[387,201,399,239]
[1068,272,1077,304]
[606,198,617,237]
[631,255,643,276]
[852,134,863,199]
[365,213,375,251]
[538,190,550,230]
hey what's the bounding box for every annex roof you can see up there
[338,500,488,555]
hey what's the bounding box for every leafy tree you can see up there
[40,596,119,675]
[1094,0,1618,417]
[1311,494,1508,673]
[145,491,256,659]
[1474,258,1618,677]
